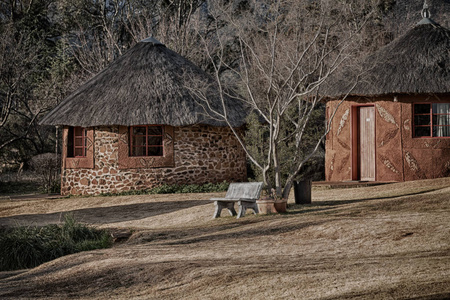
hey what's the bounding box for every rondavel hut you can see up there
[322,4,450,182]
[40,38,247,195]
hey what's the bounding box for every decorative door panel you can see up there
[359,107,376,181]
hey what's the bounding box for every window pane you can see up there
[148,146,163,156]
[148,137,163,146]
[148,126,162,135]
[414,104,430,114]
[432,103,450,114]
[433,126,450,137]
[433,115,450,126]
[132,136,146,147]
[414,126,431,137]
[132,146,146,156]
[75,138,83,146]
[133,127,146,135]
[414,115,430,126]
[75,127,87,137]
[75,148,84,157]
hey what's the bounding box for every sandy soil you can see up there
[0,178,449,299]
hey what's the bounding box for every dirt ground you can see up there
[0,178,449,299]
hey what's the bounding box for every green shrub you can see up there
[97,181,230,197]
[0,214,112,271]
[147,181,230,194]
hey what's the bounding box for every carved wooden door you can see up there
[359,106,376,181]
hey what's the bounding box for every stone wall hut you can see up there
[322,6,450,182]
[40,38,247,195]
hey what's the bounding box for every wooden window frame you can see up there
[118,125,174,169]
[63,126,94,169]
[73,127,88,157]
[129,125,164,157]
[413,103,450,138]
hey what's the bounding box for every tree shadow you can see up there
[285,188,442,215]
[0,200,210,228]
[139,218,331,246]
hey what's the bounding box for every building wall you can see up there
[61,125,247,195]
[325,95,450,182]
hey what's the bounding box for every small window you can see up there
[414,103,450,138]
[68,127,88,157]
[129,125,164,157]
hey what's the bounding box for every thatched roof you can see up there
[321,19,450,98]
[40,38,246,127]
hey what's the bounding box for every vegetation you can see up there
[0,180,40,195]
[98,181,230,197]
[29,153,61,193]
[1,0,449,181]
[0,214,112,271]
[192,0,371,198]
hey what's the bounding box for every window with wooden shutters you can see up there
[118,125,174,169]
[64,126,94,169]
[67,127,88,157]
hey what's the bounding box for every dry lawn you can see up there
[0,178,449,299]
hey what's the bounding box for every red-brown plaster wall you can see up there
[61,125,247,195]
[325,94,450,182]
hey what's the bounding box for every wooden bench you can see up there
[210,182,263,219]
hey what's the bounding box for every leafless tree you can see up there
[0,23,43,152]
[189,0,368,199]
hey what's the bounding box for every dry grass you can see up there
[0,178,449,299]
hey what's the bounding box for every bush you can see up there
[147,181,230,194]
[29,153,61,193]
[0,214,112,271]
[97,181,230,197]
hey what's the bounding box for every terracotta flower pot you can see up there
[274,199,287,213]
[256,198,277,214]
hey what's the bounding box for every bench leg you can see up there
[213,201,237,218]
[227,203,237,216]
[251,202,259,214]
[237,201,258,218]
[237,205,245,219]
[213,202,222,218]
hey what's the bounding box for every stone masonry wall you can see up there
[61,125,247,195]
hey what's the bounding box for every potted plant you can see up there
[256,188,287,214]
[272,188,287,213]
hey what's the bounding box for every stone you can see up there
[60,125,247,195]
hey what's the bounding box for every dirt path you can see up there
[0,178,449,299]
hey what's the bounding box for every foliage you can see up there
[148,181,230,194]
[29,153,61,193]
[193,0,373,199]
[0,214,112,271]
[245,104,326,186]
[97,181,230,197]
[1,0,449,178]
[0,181,41,195]
[0,0,64,170]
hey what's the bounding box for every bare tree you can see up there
[0,23,44,151]
[189,0,367,199]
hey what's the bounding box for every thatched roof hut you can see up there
[41,37,249,196]
[323,7,450,184]
[40,37,246,128]
[322,17,450,98]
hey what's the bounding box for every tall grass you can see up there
[0,214,112,271]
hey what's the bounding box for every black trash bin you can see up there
[294,179,312,204]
